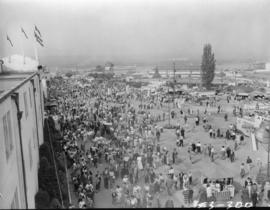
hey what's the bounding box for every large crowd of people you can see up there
[45,75,269,208]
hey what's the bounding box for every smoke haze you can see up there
[0,0,269,66]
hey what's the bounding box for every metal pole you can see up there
[268,128,270,181]
[235,70,237,97]
[173,62,176,108]
[167,85,171,125]
[140,87,142,109]
[20,34,25,64]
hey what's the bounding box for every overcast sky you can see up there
[0,0,270,64]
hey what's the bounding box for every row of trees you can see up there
[35,117,69,209]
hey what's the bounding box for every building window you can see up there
[11,188,19,209]
[29,140,33,170]
[23,92,28,118]
[3,111,13,161]
[29,87,32,108]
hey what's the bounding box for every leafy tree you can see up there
[39,142,52,164]
[50,198,62,209]
[35,189,50,209]
[153,66,161,79]
[201,44,216,89]
[65,72,73,78]
[39,157,50,174]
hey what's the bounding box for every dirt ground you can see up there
[69,95,268,208]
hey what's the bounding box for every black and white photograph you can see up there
[0,0,270,208]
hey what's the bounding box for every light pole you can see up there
[234,70,238,97]
[173,61,176,108]
[140,87,142,109]
[167,85,171,125]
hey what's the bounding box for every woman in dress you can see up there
[183,174,189,189]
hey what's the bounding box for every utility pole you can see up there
[167,85,171,125]
[234,70,237,97]
[140,87,142,109]
[173,61,176,108]
[189,70,192,86]
[221,70,224,84]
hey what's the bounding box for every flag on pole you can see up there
[34,31,43,43]
[34,25,42,37]
[34,30,44,47]
[6,35,13,47]
[21,27,28,39]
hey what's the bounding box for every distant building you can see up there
[252,62,270,72]
[0,57,44,209]
[252,62,266,70]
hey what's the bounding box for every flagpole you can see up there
[8,45,11,63]
[32,37,39,63]
[7,34,11,63]
[20,33,25,64]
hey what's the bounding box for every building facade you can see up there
[0,69,44,208]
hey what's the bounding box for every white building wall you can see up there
[0,98,25,209]
[32,75,44,146]
[0,72,44,209]
[18,77,40,208]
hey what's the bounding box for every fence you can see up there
[212,190,231,201]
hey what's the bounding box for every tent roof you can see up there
[237,92,249,96]
[251,90,265,96]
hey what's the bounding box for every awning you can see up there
[236,93,249,96]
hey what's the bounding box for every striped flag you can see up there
[34,30,44,47]
[34,25,42,37]
[34,31,43,42]
[6,35,13,47]
[21,27,28,39]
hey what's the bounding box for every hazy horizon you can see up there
[0,0,270,66]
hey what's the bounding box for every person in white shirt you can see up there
[168,166,174,178]
[130,195,138,207]
[78,199,86,209]
[206,184,212,201]
[215,182,221,192]
[196,142,201,153]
